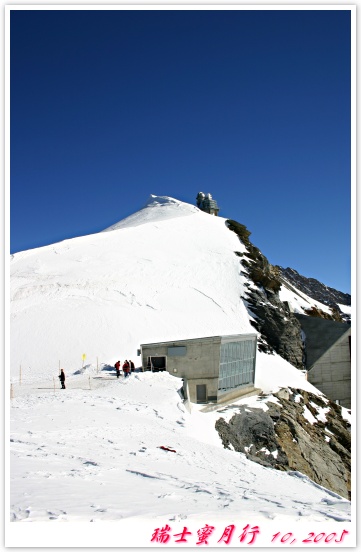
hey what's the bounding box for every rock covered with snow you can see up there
[278,266,351,322]
[215,388,351,499]
[226,219,305,368]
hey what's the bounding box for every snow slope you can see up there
[10,195,253,382]
[279,275,351,320]
[9,371,351,546]
[279,282,333,316]
[8,196,353,544]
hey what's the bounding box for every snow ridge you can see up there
[102,194,200,232]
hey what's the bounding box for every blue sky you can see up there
[10,8,351,293]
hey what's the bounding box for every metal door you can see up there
[196,384,207,403]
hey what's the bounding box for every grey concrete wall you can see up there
[295,314,350,369]
[307,329,351,408]
[217,383,256,404]
[187,377,219,403]
[141,336,221,380]
[140,334,257,404]
[141,337,221,403]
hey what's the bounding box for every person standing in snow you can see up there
[58,369,66,389]
[114,360,121,378]
[123,360,130,378]
[129,360,135,373]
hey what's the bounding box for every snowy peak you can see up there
[10,194,252,380]
[278,266,351,306]
[102,195,201,232]
[278,266,351,323]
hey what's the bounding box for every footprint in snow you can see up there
[259,509,276,519]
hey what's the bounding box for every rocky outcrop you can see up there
[245,286,304,369]
[278,267,351,322]
[222,220,351,500]
[215,388,351,499]
[226,220,304,369]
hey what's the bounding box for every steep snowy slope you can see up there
[10,196,253,382]
[279,281,333,316]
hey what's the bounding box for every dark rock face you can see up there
[226,220,304,369]
[245,286,304,369]
[215,388,351,500]
[215,406,289,469]
[222,220,351,500]
[278,267,351,322]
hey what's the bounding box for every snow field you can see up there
[10,371,350,526]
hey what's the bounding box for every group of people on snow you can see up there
[57,359,136,390]
[114,359,135,378]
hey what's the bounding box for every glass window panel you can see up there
[218,339,256,392]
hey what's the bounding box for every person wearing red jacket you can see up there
[123,360,130,378]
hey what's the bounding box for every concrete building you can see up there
[139,333,257,404]
[196,192,220,216]
[295,314,351,408]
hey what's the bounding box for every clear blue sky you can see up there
[10,8,351,294]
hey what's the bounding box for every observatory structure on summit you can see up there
[196,192,220,216]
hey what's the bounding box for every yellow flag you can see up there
[82,354,86,361]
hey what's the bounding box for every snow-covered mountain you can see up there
[11,194,348,381]
[11,196,255,381]
[278,266,351,319]
[8,195,353,542]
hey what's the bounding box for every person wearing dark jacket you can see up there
[129,360,135,373]
[59,369,66,389]
[114,360,121,378]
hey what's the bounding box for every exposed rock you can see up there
[226,220,304,369]
[302,305,344,323]
[245,286,304,368]
[215,388,351,500]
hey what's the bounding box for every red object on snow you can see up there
[159,446,176,453]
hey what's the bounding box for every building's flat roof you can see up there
[140,333,257,348]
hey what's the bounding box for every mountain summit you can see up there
[11,195,254,382]
[102,195,200,232]
[10,195,349,383]
[9,195,352,525]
